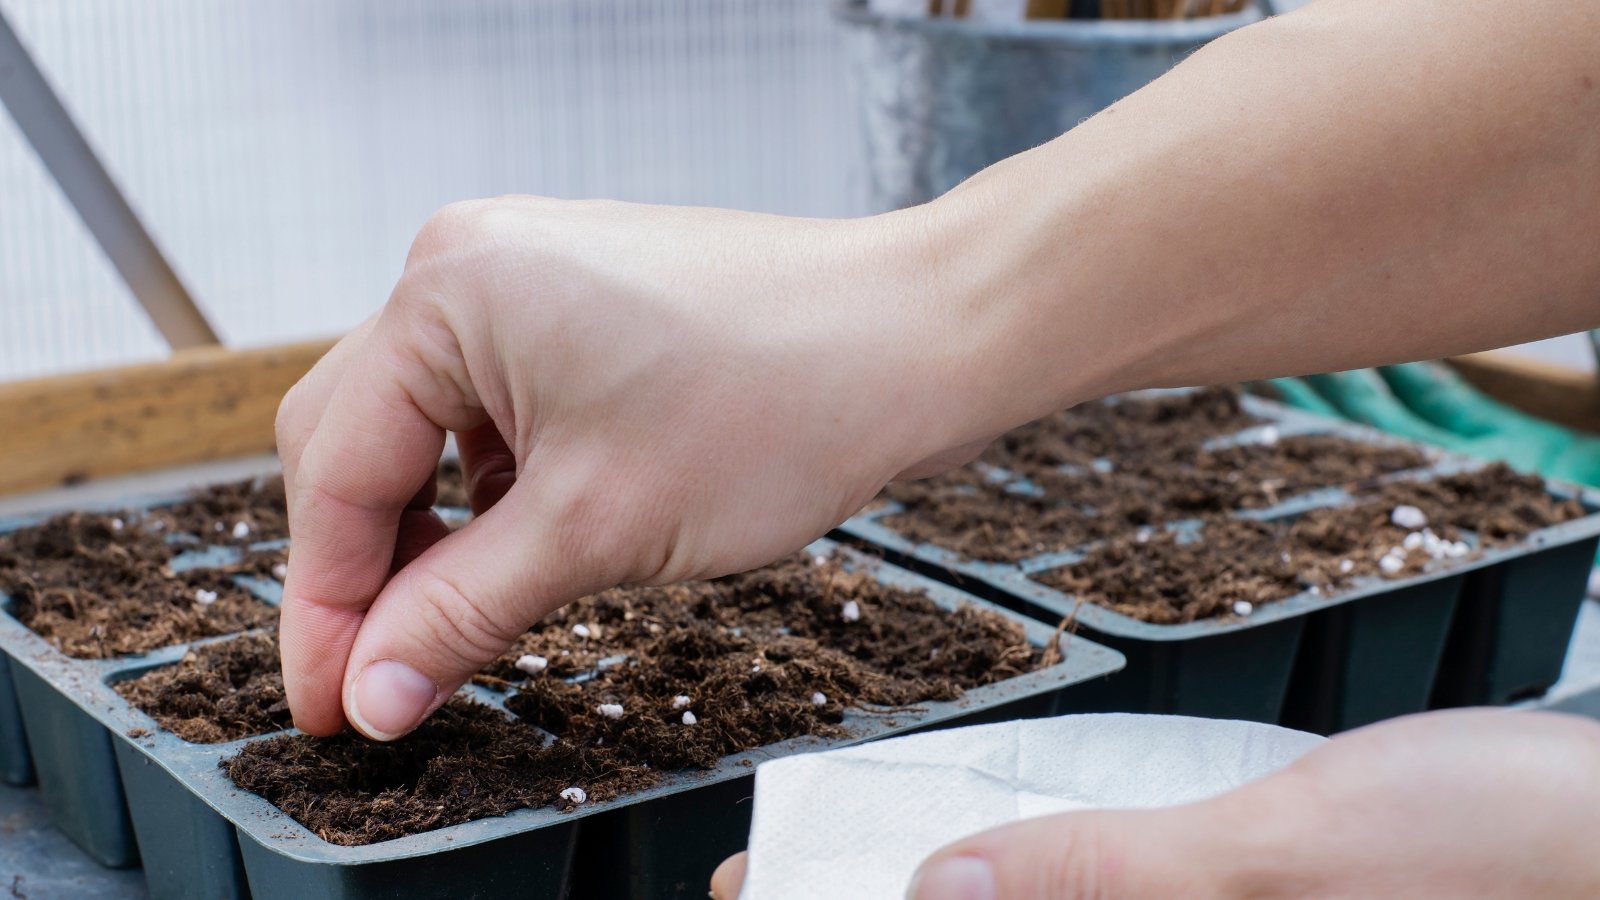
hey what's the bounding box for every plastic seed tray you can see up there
[836,393,1600,735]
[0,489,1124,900]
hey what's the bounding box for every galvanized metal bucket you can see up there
[833,1,1265,210]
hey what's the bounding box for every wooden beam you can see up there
[1448,351,1600,436]
[0,339,335,495]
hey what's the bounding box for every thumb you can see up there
[337,479,606,740]
[906,801,1246,900]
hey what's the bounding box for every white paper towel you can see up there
[739,714,1324,900]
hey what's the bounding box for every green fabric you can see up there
[1270,363,1600,488]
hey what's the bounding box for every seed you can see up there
[194,589,219,605]
[840,600,861,623]
[812,554,829,567]
[231,521,251,539]
[560,787,587,805]
[681,711,698,726]
[270,563,288,580]
[514,655,548,676]
[110,518,124,531]
[811,692,827,706]
[1390,505,1428,530]
[597,703,624,720]
[1339,559,1354,574]
[672,695,692,709]
[1257,425,1280,446]
[572,624,592,639]
[1231,600,1253,616]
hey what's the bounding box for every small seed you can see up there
[231,521,251,539]
[811,692,827,706]
[110,517,124,531]
[1390,505,1428,530]
[1232,600,1253,616]
[1339,559,1354,574]
[572,624,592,639]
[270,562,288,580]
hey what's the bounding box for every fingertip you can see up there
[346,658,440,742]
[710,851,749,900]
[278,594,364,738]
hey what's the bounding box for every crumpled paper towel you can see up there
[739,714,1324,900]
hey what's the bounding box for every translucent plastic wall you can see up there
[0,0,864,379]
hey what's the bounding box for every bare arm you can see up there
[918,0,1600,446]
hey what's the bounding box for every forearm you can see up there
[912,0,1600,445]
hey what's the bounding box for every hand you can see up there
[274,196,993,739]
[711,709,1600,899]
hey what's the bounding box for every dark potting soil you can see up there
[222,552,1040,845]
[1033,464,1581,625]
[115,632,290,743]
[980,386,1263,470]
[881,433,1431,563]
[150,476,290,545]
[224,697,655,846]
[1355,463,1585,545]
[0,512,276,659]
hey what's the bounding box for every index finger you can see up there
[278,329,452,735]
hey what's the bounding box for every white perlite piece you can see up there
[1232,600,1254,617]
[270,562,289,580]
[194,589,219,605]
[597,703,624,720]
[231,521,251,539]
[841,600,862,623]
[681,711,698,726]
[1379,554,1405,576]
[813,554,829,567]
[571,623,593,639]
[110,517,124,531]
[1390,505,1428,530]
[514,655,548,676]
[1402,532,1424,551]
[1257,425,1280,447]
[811,692,828,706]
[1339,559,1355,574]
[672,695,692,709]
[560,787,587,805]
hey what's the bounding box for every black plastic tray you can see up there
[836,393,1600,734]
[0,506,1124,899]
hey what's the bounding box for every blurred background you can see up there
[0,0,866,380]
[1,0,1592,383]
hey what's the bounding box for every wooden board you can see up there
[0,339,334,495]
[1448,352,1600,436]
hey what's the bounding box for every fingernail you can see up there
[906,857,996,900]
[349,659,437,741]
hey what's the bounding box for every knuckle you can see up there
[399,568,519,673]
